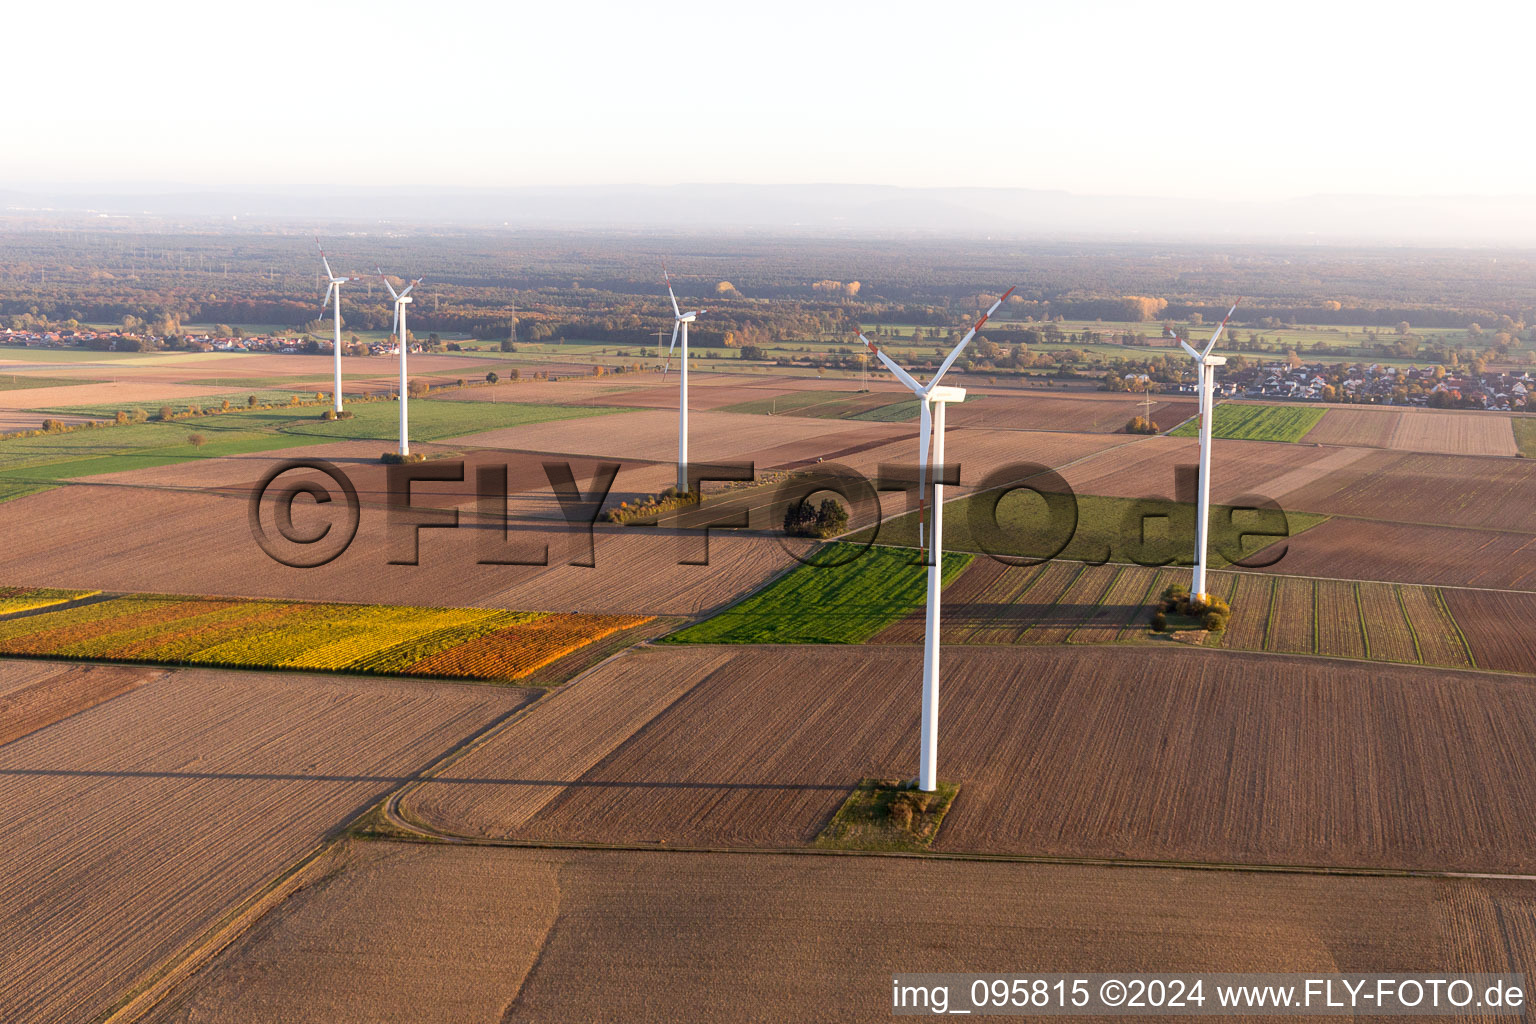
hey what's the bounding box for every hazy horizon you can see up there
[6,180,1536,246]
[11,0,1532,207]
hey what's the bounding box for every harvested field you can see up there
[0,590,650,683]
[0,380,252,412]
[1265,575,1317,654]
[1442,589,1536,675]
[407,644,1536,872]
[0,480,794,615]
[1059,434,1364,508]
[1280,450,1536,533]
[0,666,531,1024]
[1397,586,1475,669]
[943,394,1199,432]
[1259,518,1536,590]
[1302,407,1403,448]
[1027,562,1115,644]
[1312,579,1368,660]
[0,660,158,746]
[1357,581,1420,664]
[1387,410,1518,457]
[453,407,909,466]
[145,842,1536,1024]
[1067,564,1157,643]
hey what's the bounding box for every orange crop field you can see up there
[0,590,652,682]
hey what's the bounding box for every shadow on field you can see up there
[0,767,848,791]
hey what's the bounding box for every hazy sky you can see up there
[8,0,1528,201]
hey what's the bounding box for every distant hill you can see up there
[3,182,1535,244]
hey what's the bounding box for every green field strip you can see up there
[1514,419,1536,459]
[0,399,635,498]
[666,543,973,645]
[1169,403,1327,443]
[0,375,91,392]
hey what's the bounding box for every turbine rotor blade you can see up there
[315,236,336,282]
[377,268,400,301]
[929,286,1017,388]
[857,333,924,395]
[661,320,680,379]
[401,277,422,298]
[663,263,681,318]
[1202,297,1242,358]
[1179,339,1202,361]
[322,283,335,309]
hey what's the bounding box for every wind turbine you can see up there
[858,286,1015,793]
[1177,298,1240,603]
[379,269,422,456]
[661,266,707,493]
[316,238,347,414]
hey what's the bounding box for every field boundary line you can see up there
[1261,576,1279,650]
[381,641,667,835]
[97,839,347,1024]
[1394,584,1424,664]
[353,825,1536,885]
[1435,587,1477,668]
[1354,582,1371,659]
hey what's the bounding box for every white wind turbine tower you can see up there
[661,266,707,493]
[379,269,423,456]
[316,238,348,414]
[859,286,1015,793]
[1177,298,1241,603]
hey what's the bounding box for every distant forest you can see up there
[2,227,1534,350]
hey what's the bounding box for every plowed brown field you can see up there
[1302,407,1403,448]
[1387,411,1518,456]
[144,842,1536,1024]
[0,666,531,1024]
[1281,450,1536,532]
[1442,589,1536,675]
[0,660,158,746]
[406,644,1536,873]
[1264,518,1536,590]
[0,481,794,615]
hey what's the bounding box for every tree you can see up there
[1396,321,1411,336]
[407,379,428,398]
[485,371,500,384]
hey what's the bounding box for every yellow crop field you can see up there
[0,589,652,684]
[0,586,98,616]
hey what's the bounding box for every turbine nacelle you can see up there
[926,385,967,404]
